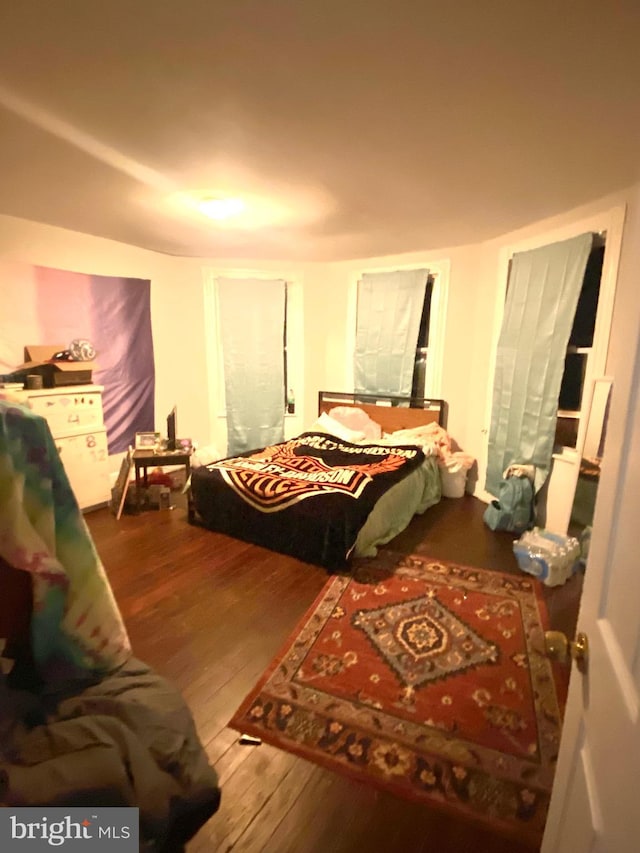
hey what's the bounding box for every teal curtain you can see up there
[486,233,593,496]
[218,277,285,456]
[354,269,428,396]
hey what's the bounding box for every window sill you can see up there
[552,447,579,463]
[216,411,299,419]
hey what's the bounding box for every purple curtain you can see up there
[35,268,155,453]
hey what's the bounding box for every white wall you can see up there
[300,185,634,506]
[311,246,483,453]
[0,214,211,465]
[186,257,312,455]
[1,181,636,502]
[465,188,629,504]
[0,218,317,464]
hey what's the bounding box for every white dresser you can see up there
[25,384,110,511]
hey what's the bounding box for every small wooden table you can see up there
[133,449,194,521]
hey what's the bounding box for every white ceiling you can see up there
[1,1,639,261]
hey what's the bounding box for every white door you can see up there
[541,206,640,852]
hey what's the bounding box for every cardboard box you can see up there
[10,345,96,388]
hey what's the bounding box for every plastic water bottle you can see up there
[513,528,580,586]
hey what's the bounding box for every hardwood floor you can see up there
[87,495,583,853]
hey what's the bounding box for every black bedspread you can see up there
[191,432,425,569]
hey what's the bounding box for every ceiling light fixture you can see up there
[197,196,245,220]
[163,181,334,232]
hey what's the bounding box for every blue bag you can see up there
[483,476,534,533]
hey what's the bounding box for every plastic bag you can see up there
[439,452,475,498]
[513,527,580,586]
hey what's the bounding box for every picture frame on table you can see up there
[134,431,161,450]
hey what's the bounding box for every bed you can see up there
[190,392,448,570]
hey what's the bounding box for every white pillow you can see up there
[328,406,382,441]
[310,411,366,443]
[192,444,222,467]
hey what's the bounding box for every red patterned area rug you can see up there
[229,554,566,846]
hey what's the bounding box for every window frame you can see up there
[347,260,449,398]
[203,268,303,430]
[411,274,435,398]
[488,207,624,468]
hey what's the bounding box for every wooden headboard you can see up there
[318,391,446,434]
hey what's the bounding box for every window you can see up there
[502,238,605,452]
[555,238,605,450]
[283,284,294,413]
[216,279,294,414]
[203,270,303,442]
[411,275,435,398]
[352,265,445,399]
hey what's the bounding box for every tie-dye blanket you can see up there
[0,400,130,679]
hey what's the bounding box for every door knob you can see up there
[544,630,589,673]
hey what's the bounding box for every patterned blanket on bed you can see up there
[192,432,425,568]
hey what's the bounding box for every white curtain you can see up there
[485,233,593,495]
[354,269,428,396]
[218,277,285,456]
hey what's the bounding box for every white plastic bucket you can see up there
[439,453,474,498]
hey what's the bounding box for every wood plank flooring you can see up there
[87,495,583,853]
